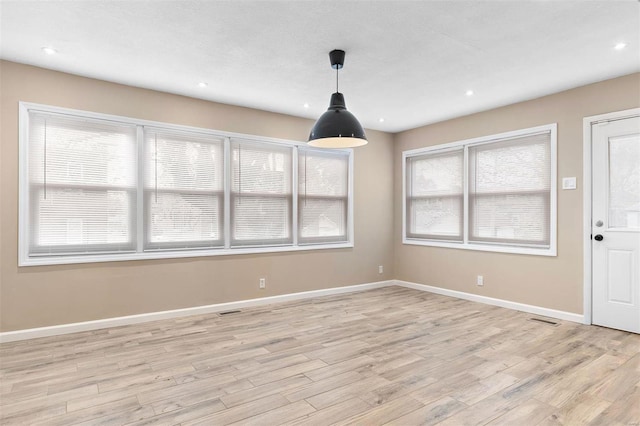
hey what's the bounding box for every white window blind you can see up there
[27,112,137,255]
[403,124,556,256]
[406,149,464,241]
[231,140,293,246]
[144,128,224,250]
[21,103,354,266]
[469,132,551,246]
[298,149,349,244]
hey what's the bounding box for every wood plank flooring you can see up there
[1,286,639,425]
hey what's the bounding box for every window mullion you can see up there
[348,150,354,244]
[223,137,231,249]
[136,125,145,253]
[463,144,469,245]
[292,146,299,246]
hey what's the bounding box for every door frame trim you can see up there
[582,108,640,325]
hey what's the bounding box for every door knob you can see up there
[594,234,604,241]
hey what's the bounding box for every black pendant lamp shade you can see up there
[308,50,368,148]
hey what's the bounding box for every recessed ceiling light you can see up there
[42,47,57,55]
[198,82,208,88]
[303,103,310,109]
[465,90,474,97]
[378,118,385,123]
[614,42,627,51]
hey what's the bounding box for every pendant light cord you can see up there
[336,67,339,93]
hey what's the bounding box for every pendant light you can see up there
[308,49,367,148]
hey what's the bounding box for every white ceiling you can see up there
[1,1,638,133]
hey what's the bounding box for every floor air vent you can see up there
[219,310,241,316]
[529,317,559,326]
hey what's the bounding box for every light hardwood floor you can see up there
[1,287,639,425]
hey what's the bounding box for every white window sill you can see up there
[19,242,355,267]
[402,238,557,257]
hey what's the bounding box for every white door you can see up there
[592,115,640,333]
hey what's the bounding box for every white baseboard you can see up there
[0,279,585,343]
[0,280,393,343]
[395,280,584,323]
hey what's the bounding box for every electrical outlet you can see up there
[378,265,384,274]
[259,278,266,289]
[477,275,484,286]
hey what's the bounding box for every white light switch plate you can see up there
[562,177,577,190]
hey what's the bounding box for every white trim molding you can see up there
[1,279,590,343]
[0,281,392,343]
[395,280,584,323]
[582,108,640,326]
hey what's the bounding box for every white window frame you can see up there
[18,102,354,266]
[297,146,351,245]
[402,124,557,256]
[142,127,226,251]
[229,138,294,247]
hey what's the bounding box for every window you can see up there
[231,140,293,246]
[144,128,224,250]
[19,103,353,265]
[406,149,463,241]
[298,148,349,244]
[468,134,551,246]
[27,112,137,256]
[403,124,556,256]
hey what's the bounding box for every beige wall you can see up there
[0,61,395,331]
[394,73,640,314]
[1,60,638,332]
